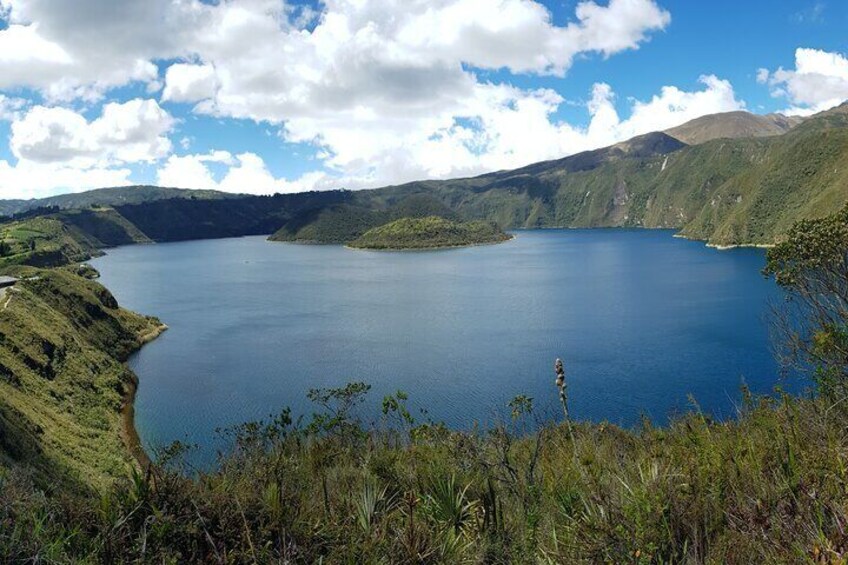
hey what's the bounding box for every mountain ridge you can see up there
[664,110,803,145]
[3,103,848,249]
[0,185,242,217]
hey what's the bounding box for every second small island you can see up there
[348,216,512,250]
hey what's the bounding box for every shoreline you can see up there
[706,242,775,250]
[344,233,516,252]
[120,322,168,470]
[672,232,775,250]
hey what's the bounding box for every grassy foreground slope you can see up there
[2,383,847,563]
[350,216,510,249]
[0,267,164,491]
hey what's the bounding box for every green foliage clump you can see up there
[764,204,848,395]
[269,193,459,244]
[271,204,390,244]
[350,216,511,249]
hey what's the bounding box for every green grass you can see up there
[0,266,164,492]
[2,387,847,563]
[349,216,511,249]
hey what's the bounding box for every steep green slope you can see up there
[414,106,848,245]
[271,204,389,243]
[0,207,151,268]
[268,113,846,247]
[0,216,99,268]
[349,216,510,249]
[56,207,153,247]
[0,267,164,491]
[117,190,353,242]
[681,125,848,243]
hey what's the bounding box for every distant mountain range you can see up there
[2,103,847,248]
[0,185,239,217]
[663,111,803,145]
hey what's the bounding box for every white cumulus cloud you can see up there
[758,48,848,116]
[10,98,174,166]
[0,98,174,198]
[158,150,327,195]
[0,160,133,199]
[162,63,220,103]
[0,0,686,197]
[0,0,751,198]
[152,75,743,195]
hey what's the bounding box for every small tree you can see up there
[0,240,9,257]
[307,381,371,443]
[764,204,848,394]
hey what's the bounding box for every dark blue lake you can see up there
[91,229,787,461]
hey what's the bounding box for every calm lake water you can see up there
[91,229,786,461]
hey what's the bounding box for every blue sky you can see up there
[0,0,845,199]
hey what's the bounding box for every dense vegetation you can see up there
[1,205,848,562]
[0,266,164,491]
[0,208,151,268]
[269,194,458,244]
[350,216,511,249]
[1,386,847,563]
[0,215,99,268]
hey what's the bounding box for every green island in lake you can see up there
[349,215,512,250]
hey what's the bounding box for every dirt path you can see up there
[1,288,14,310]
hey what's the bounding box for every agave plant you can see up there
[355,478,395,536]
[422,474,479,536]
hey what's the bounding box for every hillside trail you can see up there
[1,287,16,310]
